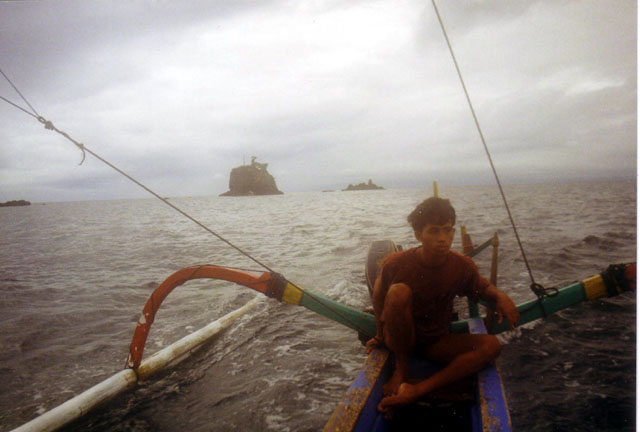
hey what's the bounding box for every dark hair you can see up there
[407,197,456,232]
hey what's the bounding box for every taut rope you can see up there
[431,1,557,302]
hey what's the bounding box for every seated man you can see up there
[365,197,519,413]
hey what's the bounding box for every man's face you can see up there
[414,220,455,256]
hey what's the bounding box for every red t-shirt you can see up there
[379,247,490,344]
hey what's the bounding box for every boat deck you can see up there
[324,318,511,432]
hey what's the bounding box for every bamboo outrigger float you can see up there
[10,300,259,432]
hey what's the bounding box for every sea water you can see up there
[0,181,635,431]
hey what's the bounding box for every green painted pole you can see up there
[452,263,634,334]
[298,290,377,337]
[295,264,634,338]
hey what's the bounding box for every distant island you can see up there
[343,179,384,191]
[0,200,31,207]
[220,157,283,197]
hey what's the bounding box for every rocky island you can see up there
[343,179,384,191]
[0,200,31,207]
[220,157,283,196]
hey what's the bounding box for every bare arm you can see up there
[479,284,519,329]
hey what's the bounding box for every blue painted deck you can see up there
[323,319,511,432]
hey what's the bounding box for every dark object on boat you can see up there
[0,200,31,207]
[219,157,283,196]
[365,240,400,297]
[343,179,384,191]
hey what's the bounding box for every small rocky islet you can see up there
[219,158,384,196]
[342,179,384,191]
[219,157,283,196]
[0,200,31,207]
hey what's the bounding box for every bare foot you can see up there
[382,368,406,395]
[378,383,419,413]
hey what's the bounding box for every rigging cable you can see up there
[0,69,41,117]
[430,1,558,304]
[0,68,378,340]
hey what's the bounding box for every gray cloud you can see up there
[0,0,635,202]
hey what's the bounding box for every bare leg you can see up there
[378,333,502,411]
[419,333,501,393]
[380,283,415,395]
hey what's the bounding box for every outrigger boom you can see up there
[128,260,635,366]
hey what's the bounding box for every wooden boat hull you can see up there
[324,318,511,432]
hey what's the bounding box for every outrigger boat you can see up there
[10,219,635,432]
[5,53,636,432]
[2,2,635,431]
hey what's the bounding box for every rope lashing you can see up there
[531,282,559,298]
[37,116,86,165]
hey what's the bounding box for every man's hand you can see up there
[365,336,384,354]
[495,292,519,329]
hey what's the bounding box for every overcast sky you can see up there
[0,0,636,202]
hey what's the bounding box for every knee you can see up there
[385,283,412,309]
[479,335,502,361]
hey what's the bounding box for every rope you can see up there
[0,69,41,117]
[0,68,378,340]
[430,1,556,301]
[0,94,40,119]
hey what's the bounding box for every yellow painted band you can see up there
[282,283,303,305]
[583,275,607,300]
